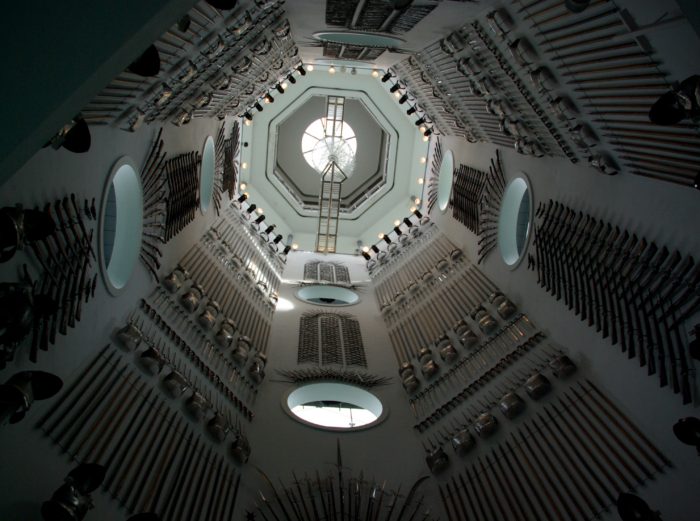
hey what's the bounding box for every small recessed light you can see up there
[244,119,252,126]
[394,91,401,98]
[362,246,370,253]
[240,182,247,190]
[419,157,426,164]
[244,192,250,197]
[419,126,426,133]
[378,233,384,239]
[257,207,264,214]
[307,64,314,71]
[292,243,299,250]
[281,82,288,89]
[329,65,336,74]
[372,69,379,78]
[393,219,401,226]
[423,136,429,142]
[414,198,421,204]
[410,206,417,213]
[242,162,248,169]
[418,178,424,185]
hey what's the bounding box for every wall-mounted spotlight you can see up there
[244,112,253,121]
[254,102,263,112]
[390,83,401,93]
[393,226,403,236]
[297,65,306,75]
[419,157,426,164]
[414,197,421,204]
[328,65,336,74]
[415,117,426,126]
[287,73,296,84]
[413,208,423,218]
[381,72,392,82]
[424,128,433,137]
[378,233,385,240]
[406,106,417,115]
[382,234,392,244]
[264,93,274,104]
[237,193,248,203]
[273,234,284,244]
[399,94,409,104]
[362,251,371,260]
[403,217,413,228]
[275,84,285,94]
[410,206,417,213]
[264,224,276,234]
[254,214,265,224]
[371,245,380,254]
[245,204,257,214]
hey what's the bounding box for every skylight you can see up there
[302,118,357,175]
[291,401,377,428]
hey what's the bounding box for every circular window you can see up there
[100,157,143,296]
[296,285,359,306]
[200,136,216,213]
[437,149,454,212]
[302,118,357,175]
[284,383,386,431]
[498,175,533,268]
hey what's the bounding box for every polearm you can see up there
[68,193,96,261]
[161,435,203,520]
[200,457,225,521]
[497,443,542,520]
[482,452,524,521]
[486,451,528,521]
[182,445,214,521]
[292,472,313,521]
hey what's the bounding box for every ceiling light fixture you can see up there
[254,214,265,224]
[245,119,252,126]
[424,128,433,137]
[422,135,429,142]
[265,93,274,103]
[382,234,392,244]
[406,106,417,115]
[328,65,336,74]
[264,224,276,234]
[362,251,371,260]
[275,84,285,94]
[413,208,423,218]
[287,74,296,84]
[273,234,284,244]
[399,94,409,104]
[403,217,413,228]
[419,126,426,133]
[283,245,292,254]
[393,91,401,99]
[297,65,306,75]
[381,72,392,82]
[237,193,248,203]
[254,102,263,112]
[390,83,400,93]
[372,69,379,78]
[245,203,257,214]
[415,117,426,126]
[244,112,253,121]
[371,245,380,253]
[393,226,403,235]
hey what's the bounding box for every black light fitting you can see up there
[390,83,401,93]
[393,226,403,236]
[382,235,392,244]
[287,73,296,84]
[424,128,433,137]
[371,245,380,254]
[361,251,371,260]
[254,214,265,224]
[244,112,253,121]
[283,245,292,254]
[254,102,263,112]
[297,65,306,76]
[237,193,248,203]
[245,203,257,214]
[403,217,413,228]
[415,117,426,126]
[399,94,409,104]
[265,93,275,103]
[406,106,417,115]
[273,234,283,244]
[413,208,423,218]
[264,224,276,234]
[381,72,392,82]
[275,84,284,94]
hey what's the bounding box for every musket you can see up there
[162,434,203,520]
[182,445,214,521]
[503,439,555,521]
[36,345,111,429]
[225,473,242,521]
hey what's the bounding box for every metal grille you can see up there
[297,312,367,367]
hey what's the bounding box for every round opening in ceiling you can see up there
[302,118,357,175]
[498,175,533,269]
[312,31,405,49]
[200,136,216,213]
[284,383,386,431]
[296,285,360,306]
[100,157,143,296]
[437,150,454,212]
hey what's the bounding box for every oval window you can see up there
[437,149,454,212]
[296,285,359,306]
[200,136,216,213]
[284,383,386,431]
[498,175,532,268]
[100,158,143,295]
